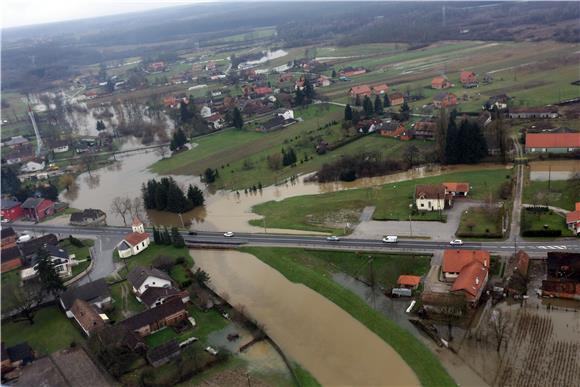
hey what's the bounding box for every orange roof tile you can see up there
[566,210,580,224]
[451,261,488,301]
[397,275,421,286]
[525,133,580,149]
[575,202,580,211]
[443,250,490,273]
[350,85,372,96]
[124,232,150,246]
[443,182,470,193]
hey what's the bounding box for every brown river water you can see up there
[191,249,420,386]
[61,139,509,232]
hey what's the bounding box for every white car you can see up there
[326,235,340,242]
[17,234,32,243]
[382,236,398,243]
[223,231,235,237]
[205,346,219,356]
[450,239,464,246]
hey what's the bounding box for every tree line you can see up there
[316,152,404,182]
[152,226,185,248]
[142,177,205,213]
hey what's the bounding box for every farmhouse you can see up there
[121,298,188,337]
[21,161,45,173]
[5,145,35,165]
[3,136,30,148]
[69,209,107,226]
[127,266,173,296]
[566,204,580,235]
[206,113,225,130]
[51,140,70,154]
[70,299,107,336]
[459,71,478,87]
[443,250,490,281]
[60,279,112,318]
[509,106,558,119]
[20,197,55,222]
[389,92,405,106]
[117,218,150,258]
[141,286,189,309]
[415,184,451,211]
[525,132,580,153]
[442,250,490,304]
[443,182,470,197]
[379,121,406,138]
[372,84,389,95]
[21,244,76,280]
[412,119,436,140]
[1,199,24,222]
[431,76,452,89]
[349,85,372,98]
[433,92,457,108]
[18,234,58,263]
[258,115,297,133]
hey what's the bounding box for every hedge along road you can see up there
[192,249,428,387]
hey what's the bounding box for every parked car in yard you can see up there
[326,235,340,242]
[205,346,218,356]
[450,239,464,246]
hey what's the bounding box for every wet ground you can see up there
[529,160,580,181]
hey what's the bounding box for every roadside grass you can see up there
[251,168,512,233]
[522,179,578,211]
[521,209,574,237]
[240,247,456,387]
[456,207,502,236]
[1,306,84,355]
[114,243,192,278]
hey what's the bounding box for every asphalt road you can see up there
[11,224,580,254]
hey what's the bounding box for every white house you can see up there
[276,109,294,121]
[21,245,77,281]
[415,184,449,211]
[53,143,69,153]
[200,106,212,118]
[20,161,45,173]
[127,266,173,296]
[117,218,150,258]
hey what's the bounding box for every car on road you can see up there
[450,239,464,246]
[326,235,340,242]
[205,346,219,356]
[188,231,197,235]
[1,218,9,224]
[223,231,235,237]
[17,234,32,243]
[382,235,398,243]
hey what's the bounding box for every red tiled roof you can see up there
[254,87,272,95]
[525,133,580,148]
[576,203,580,211]
[123,232,150,247]
[451,260,488,301]
[415,184,446,200]
[431,76,449,87]
[372,84,389,93]
[443,250,490,273]
[566,210,580,224]
[397,275,421,286]
[460,71,476,83]
[350,85,372,96]
[443,182,470,193]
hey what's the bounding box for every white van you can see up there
[382,235,398,243]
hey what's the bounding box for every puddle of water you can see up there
[191,249,419,387]
[529,160,580,181]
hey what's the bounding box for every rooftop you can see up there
[60,279,110,310]
[525,132,580,148]
[127,266,172,290]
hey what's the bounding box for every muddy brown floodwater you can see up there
[191,249,420,387]
[529,159,580,181]
[62,140,509,234]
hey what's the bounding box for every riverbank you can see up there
[251,168,512,234]
[239,247,456,386]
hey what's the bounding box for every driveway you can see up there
[77,235,119,285]
[348,200,485,240]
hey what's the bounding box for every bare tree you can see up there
[129,197,145,221]
[155,145,169,159]
[80,152,97,176]
[490,308,512,352]
[111,196,132,226]
[10,282,44,325]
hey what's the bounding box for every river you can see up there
[191,249,420,386]
[61,142,510,233]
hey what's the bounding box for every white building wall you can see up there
[137,277,172,295]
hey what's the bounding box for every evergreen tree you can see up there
[203,168,217,183]
[304,78,315,100]
[436,108,448,163]
[1,166,22,196]
[374,95,383,115]
[187,184,205,207]
[152,226,160,244]
[39,183,58,201]
[96,120,106,131]
[363,96,374,117]
[166,182,190,213]
[331,69,337,78]
[445,119,459,164]
[282,148,297,166]
[36,248,65,297]
[154,183,168,211]
[383,93,391,107]
[344,104,353,121]
[171,227,185,248]
[400,101,410,121]
[232,107,244,129]
[294,88,305,106]
[179,100,194,123]
[354,94,362,107]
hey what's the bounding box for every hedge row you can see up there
[522,229,562,237]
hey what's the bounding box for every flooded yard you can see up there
[190,249,419,386]
[529,160,580,181]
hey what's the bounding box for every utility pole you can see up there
[178,213,185,228]
[263,217,267,233]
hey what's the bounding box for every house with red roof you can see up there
[459,71,478,88]
[117,218,151,258]
[525,132,580,153]
[433,92,457,108]
[431,76,452,89]
[566,203,580,235]
[397,275,421,289]
[443,249,490,304]
[389,92,405,106]
[443,182,470,197]
[372,84,389,95]
[21,198,54,222]
[253,87,273,96]
[349,85,372,98]
[1,200,24,222]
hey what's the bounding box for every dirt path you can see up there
[510,138,524,242]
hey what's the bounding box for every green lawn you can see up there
[115,243,193,278]
[145,323,197,349]
[522,179,578,211]
[240,247,455,387]
[186,305,229,343]
[1,306,84,355]
[251,168,512,233]
[108,280,146,321]
[521,209,574,237]
[1,270,22,314]
[456,207,503,238]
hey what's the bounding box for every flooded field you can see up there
[529,160,580,181]
[191,249,419,386]
[62,141,509,233]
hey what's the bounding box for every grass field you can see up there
[251,168,512,233]
[114,243,193,278]
[109,280,146,321]
[2,306,84,355]
[521,209,575,237]
[240,247,455,387]
[456,207,503,237]
[522,179,579,211]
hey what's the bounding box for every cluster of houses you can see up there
[0,197,59,223]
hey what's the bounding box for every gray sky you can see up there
[2,0,198,28]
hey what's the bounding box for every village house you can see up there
[415,184,451,211]
[21,244,76,280]
[443,250,490,304]
[525,132,580,153]
[276,108,295,121]
[5,145,35,165]
[316,75,331,87]
[389,92,405,106]
[117,218,151,258]
[206,113,225,130]
[20,197,55,222]
[443,182,470,197]
[69,209,106,227]
[372,84,389,95]
[258,114,297,133]
[379,121,406,138]
[340,67,367,77]
[279,72,294,83]
[433,92,457,109]
[412,119,437,140]
[349,85,372,98]
[566,203,580,235]
[128,266,173,296]
[148,61,166,72]
[200,105,212,118]
[60,279,112,318]
[121,298,188,337]
[1,246,23,273]
[1,200,24,222]
[253,86,273,97]
[357,119,383,134]
[18,234,58,264]
[459,71,478,88]
[70,299,107,336]
[485,94,510,111]
[397,275,422,289]
[20,161,45,173]
[431,76,452,89]
[509,106,559,119]
[541,252,580,300]
[3,135,30,148]
[140,286,189,309]
[51,140,70,154]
